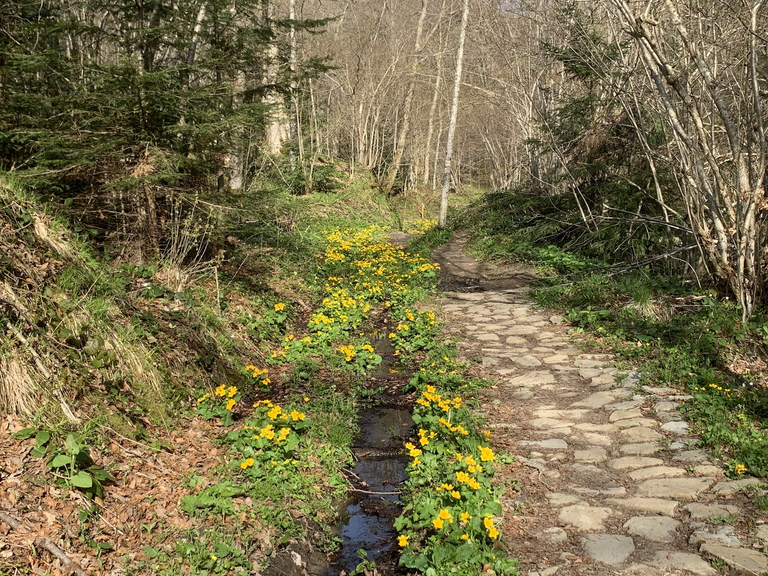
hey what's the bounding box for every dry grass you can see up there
[0,359,37,416]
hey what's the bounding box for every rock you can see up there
[580,534,635,566]
[579,368,604,379]
[621,564,661,576]
[699,543,768,575]
[546,493,583,507]
[574,447,608,463]
[506,371,557,388]
[693,465,722,477]
[616,418,660,429]
[610,456,664,470]
[572,391,625,409]
[620,427,663,443]
[574,486,627,496]
[660,421,690,434]
[684,503,740,520]
[576,432,612,446]
[606,497,679,516]
[628,466,687,481]
[650,551,717,576]
[506,325,538,335]
[672,450,709,463]
[755,525,768,542]
[543,527,569,544]
[605,400,645,411]
[512,355,543,367]
[654,401,679,412]
[559,505,613,531]
[574,423,619,434]
[549,315,564,324]
[624,516,680,542]
[620,443,660,456]
[689,526,741,547]
[543,354,570,364]
[642,386,678,395]
[712,478,765,495]
[505,336,528,345]
[608,408,643,422]
[530,418,574,430]
[476,333,500,341]
[519,438,569,450]
[637,477,715,499]
[511,389,535,400]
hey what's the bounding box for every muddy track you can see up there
[435,232,768,576]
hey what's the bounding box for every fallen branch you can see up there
[0,510,90,576]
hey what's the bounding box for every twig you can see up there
[348,488,402,496]
[0,511,90,576]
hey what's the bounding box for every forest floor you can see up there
[433,232,768,576]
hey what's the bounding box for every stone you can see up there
[531,418,574,430]
[546,492,583,506]
[559,505,613,531]
[476,333,500,341]
[693,465,722,477]
[650,551,717,576]
[642,386,678,394]
[577,432,612,446]
[606,497,678,516]
[689,526,740,547]
[616,418,660,429]
[536,408,591,420]
[620,443,660,456]
[628,466,687,481]
[621,564,661,576]
[573,486,627,496]
[512,356,543,367]
[754,525,768,542]
[638,477,715,499]
[543,527,569,544]
[511,389,535,400]
[519,438,568,450]
[624,516,680,542]
[655,401,679,412]
[621,427,663,443]
[506,325,538,335]
[610,457,665,470]
[579,368,604,379]
[656,412,684,423]
[572,391,624,409]
[574,423,619,434]
[550,315,564,324]
[699,543,768,575]
[580,534,635,566]
[543,354,570,364]
[505,335,528,345]
[605,400,645,411]
[684,503,740,520]
[592,373,620,387]
[506,371,556,388]
[672,450,710,463]
[660,421,690,434]
[712,478,765,495]
[574,447,608,463]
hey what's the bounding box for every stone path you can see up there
[438,285,768,576]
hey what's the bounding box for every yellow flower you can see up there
[488,527,499,539]
[290,410,306,421]
[438,509,452,520]
[468,478,481,490]
[274,302,286,311]
[479,446,496,462]
[735,464,747,475]
[460,512,471,523]
[225,399,236,411]
[240,458,254,469]
[451,491,461,499]
[197,393,211,404]
[268,406,282,420]
[432,518,444,530]
[227,386,238,398]
[409,448,422,457]
[398,535,409,547]
[483,516,494,529]
[214,384,227,397]
[461,533,469,541]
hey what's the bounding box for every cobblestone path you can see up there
[434,235,768,576]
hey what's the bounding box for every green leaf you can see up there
[30,446,47,458]
[11,427,36,440]
[48,454,72,468]
[71,471,93,488]
[65,433,81,455]
[143,546,159,559]
[35,430,51,448]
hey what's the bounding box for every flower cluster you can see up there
[245,365,271,387]
[196,385,243,426]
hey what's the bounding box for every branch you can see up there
[0,511,90,576]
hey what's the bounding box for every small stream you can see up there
[322,334,412,576]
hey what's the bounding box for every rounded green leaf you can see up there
[70,471,93,488]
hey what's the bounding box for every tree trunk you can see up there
[438,0,469,228]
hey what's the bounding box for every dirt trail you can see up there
[435,233,768,576]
